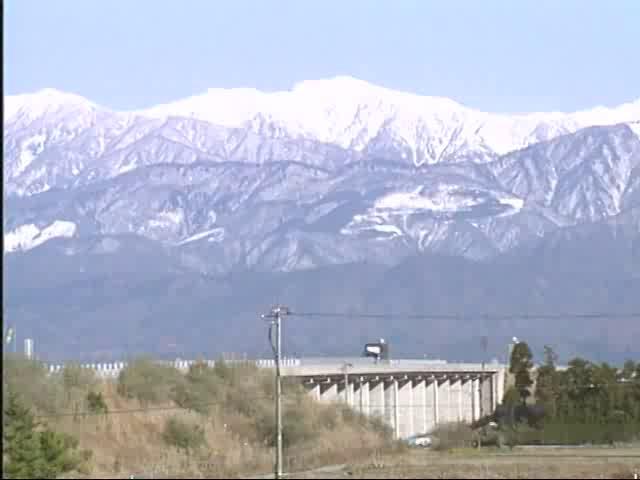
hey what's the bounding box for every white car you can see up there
[406,434,433,448]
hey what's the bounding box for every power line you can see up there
[32,396,276,419]
[30,382,638,420]
[289,311,640,320]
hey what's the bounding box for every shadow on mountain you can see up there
[4,210,640,363]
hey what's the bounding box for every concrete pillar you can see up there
[370,379,385,421]
[413,379,427,435]
[496,369,506,407]
[437,379,446,423]
[339,376,355,406]
[393,379,400,439]
[481,375,493,416]
[433,378,440,426]
[309,383,320,402]
[424,379,436,432]
[384,379,397,437]
[456,378,463,423]
[472,378,480,422]
[397,379,413,439]
[338,381,347,404]
[320,381,338,403]
[357,379,370,416]
[446,378,457,423]
[347,381,355,407]
[439,378,453,423]
[462,378,473,423]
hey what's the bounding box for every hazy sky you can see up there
[5,0,639,112]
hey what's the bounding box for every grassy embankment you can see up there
[3,355,403,478]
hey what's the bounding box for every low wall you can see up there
[44,357,302,378]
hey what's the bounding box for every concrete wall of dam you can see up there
[42,357,507,439]
[282,361,507,440]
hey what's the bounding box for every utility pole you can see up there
[262,305,290,480]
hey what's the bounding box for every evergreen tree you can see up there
[535,345,559,419]
[501,386,521,426]
[564,358,592,423]
[509,341,534,405]
[38,429,87,478]
[3,392,46,478]
[3,392,90,479]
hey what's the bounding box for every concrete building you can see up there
[281,359,506,440]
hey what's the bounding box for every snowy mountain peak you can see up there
[131,77,639,160]
[292,75,405,98]
[6,80,639,156]
[4,88,103,125]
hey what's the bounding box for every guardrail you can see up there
[44,357,302,378]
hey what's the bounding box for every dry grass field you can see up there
[37,369,400,479]
[292,447,640,479]
[5,357,639,479]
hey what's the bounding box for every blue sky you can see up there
[5,0,639,112]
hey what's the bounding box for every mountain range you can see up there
[4,77,640,362]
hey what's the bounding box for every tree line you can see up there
[501,342,640,444]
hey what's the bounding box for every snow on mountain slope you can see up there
[4,220,77,253]
[137,76,640,165]
[3,91,357,196]
[4,80,640,272]
[4,89,138,195]
[4,79,640,197]
[628,121,640,139]
[5,88,101,125]
[489,124,640,222]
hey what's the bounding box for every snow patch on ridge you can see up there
[342,186,525,240]
[628,121,640,139]
[177,228,225,245]
[4,221,77,253]
[374,186,477,213]
[15,134,47,176]
[147,209,184,228]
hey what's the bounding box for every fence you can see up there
[44,357,302,378]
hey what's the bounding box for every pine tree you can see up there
[3,392,90,479]
[509,341,534,405]
[535,345,559,420]
[3,392,47,478]
[38,430,84,478]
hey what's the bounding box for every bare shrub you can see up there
[431,422,476,451]
[2,354,65,414]
[162,416,207,454]
[116,358,185,405]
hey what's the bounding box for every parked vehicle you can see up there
[406,434,433,448]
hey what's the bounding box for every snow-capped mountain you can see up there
[4,78,640,273]
[139,76,640,163]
